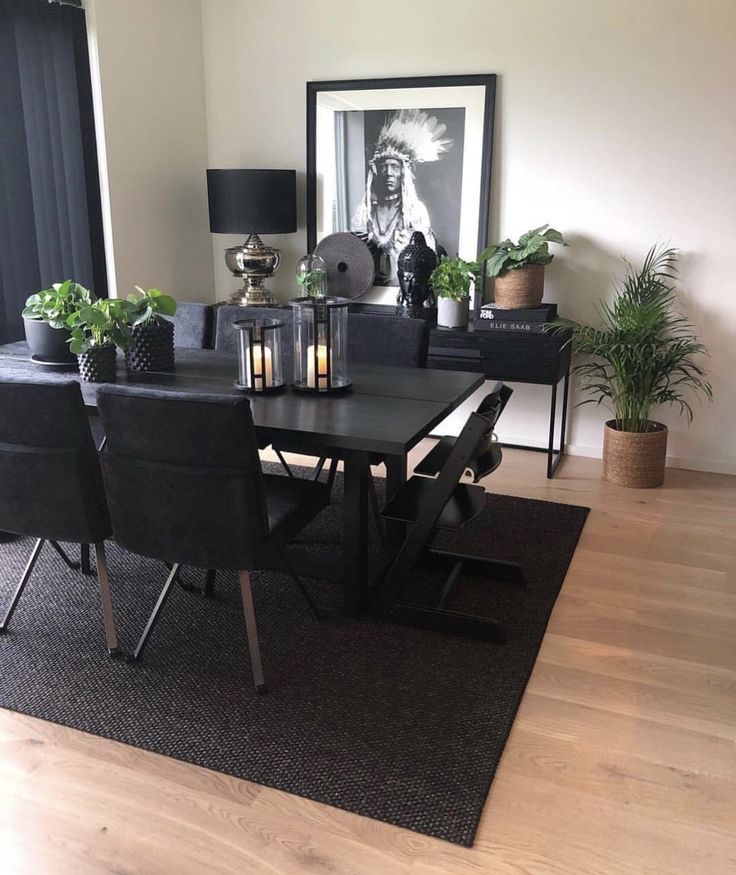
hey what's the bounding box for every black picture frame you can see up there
[306,74,496,295]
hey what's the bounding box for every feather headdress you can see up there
[371,109,453,168]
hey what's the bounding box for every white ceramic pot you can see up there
[437,297,469,329]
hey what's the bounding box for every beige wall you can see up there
[86,0,214,302]
[200,0,736,472]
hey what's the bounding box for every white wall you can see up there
[201,0,734,472]
[86,0,214,302]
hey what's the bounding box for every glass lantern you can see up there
[290,297,351,394]
[296,253,327,298]
[233,318,285,393]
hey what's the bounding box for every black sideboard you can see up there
[351,303,571,477]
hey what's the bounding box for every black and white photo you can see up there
[307,75,496,295]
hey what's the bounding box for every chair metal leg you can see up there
[0,538,44,633]
[203,568,216,598]
[238,570,267,693]
[127,563,180,663]
[49,540,81,570]
[313,457,327,481]
[326,457,339,493]
[368,477,386,549]
[80,543,91,575]
[93,543,124,658]
[278,550,323,619]
[274,449,294,478]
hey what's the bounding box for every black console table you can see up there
[427,324,571,477]
[351,303,571,478]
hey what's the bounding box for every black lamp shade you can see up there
[206,169,297,235]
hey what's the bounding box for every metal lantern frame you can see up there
[290,296,352,395]
[233,317,285,394]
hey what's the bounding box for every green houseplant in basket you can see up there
[480,225,567,309]
[550,245,712,487]
[125,286,177,372]
[22,280,95,364]
[67,298,135,382]
[431,257,479,329]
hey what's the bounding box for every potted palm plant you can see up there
[480,225,567,308]
[431,257,479,329]
[67,298,134,382]
[551,245,712,487]
[22,280,95,364]
[125,287,177,372]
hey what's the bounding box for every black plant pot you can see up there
[23,317,76,364]
[125,320,175,372]
[77,344,117,383]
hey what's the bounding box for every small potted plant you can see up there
[296,254,327,298]
[22,280,95,364]
[431,257,479,329]
[125,286,177,372]
[551,245,712,487]
[67,298,134,382]
[480,225,567,309]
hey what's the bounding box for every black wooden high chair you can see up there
[373,382,526,642]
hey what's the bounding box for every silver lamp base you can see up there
[224,233,280,307]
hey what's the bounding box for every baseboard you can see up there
[564,442,736,476]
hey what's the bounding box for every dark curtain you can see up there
[0,0,106,343]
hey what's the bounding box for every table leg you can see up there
[547,369,571,478]
[383,453,408,553]
[342,449,370,617]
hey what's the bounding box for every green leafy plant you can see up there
[550,245,712,433]
[296,269,326,298]
[22,280,95,328]
[66,298,136,355]
[480,225,567,278]
[127,286,177,325]
[430,257,479,300]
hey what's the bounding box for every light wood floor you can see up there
[2,446,735,875]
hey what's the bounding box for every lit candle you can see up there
[306,343,329,389]
[249,344,273,389]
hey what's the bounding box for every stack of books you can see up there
[475,302,557,333]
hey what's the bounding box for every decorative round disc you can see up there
[314,233,375,299]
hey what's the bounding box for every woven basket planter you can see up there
[78,345,117,383]
[603,420,668,488]
[493,265,545,309]
[125,320,175,372]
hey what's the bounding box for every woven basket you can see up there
[493,264,545,309]
[603,421,668,488]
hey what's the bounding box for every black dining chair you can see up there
[96,385,330,692]
[165,301,215,349]
[0,379,121,655]
[373,382,525,642]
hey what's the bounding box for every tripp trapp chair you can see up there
[372,383,526,642]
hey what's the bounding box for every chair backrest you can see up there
[165,302,214,349]
[97,385,270,569]
[0,379,110,543]
[348,313,430,368]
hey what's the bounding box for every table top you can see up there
[0,344,483,456]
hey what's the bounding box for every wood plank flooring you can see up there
[1,447,735,875]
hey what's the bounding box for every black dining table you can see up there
[0,343,483,615]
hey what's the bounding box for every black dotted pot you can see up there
[125,320,175,372]
[77,344,117,383]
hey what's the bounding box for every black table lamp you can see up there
[207,169,297,306]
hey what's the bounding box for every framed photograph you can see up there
[306,74,496,298]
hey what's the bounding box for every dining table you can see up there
[0,343,484,615]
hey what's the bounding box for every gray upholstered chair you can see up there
[96,385,330,692]
[0,379,120,655]
[348,313,430,369]
[166,301,214,349]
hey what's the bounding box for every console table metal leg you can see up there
[547,370,570,478]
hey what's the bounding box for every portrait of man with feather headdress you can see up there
[352,109,457,286]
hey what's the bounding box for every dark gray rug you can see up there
[0,471,588,846]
